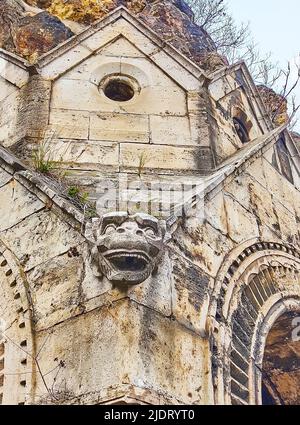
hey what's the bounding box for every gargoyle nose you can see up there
[116,224,143,236]
[117,224,144,236]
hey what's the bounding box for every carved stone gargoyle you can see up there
[85,212,171,285]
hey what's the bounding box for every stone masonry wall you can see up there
[0,126,299,404]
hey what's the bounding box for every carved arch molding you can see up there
[209,241,300,405]
[0,242,34,405]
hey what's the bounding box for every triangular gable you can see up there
[34,6,206,91]
[208,61,273,135]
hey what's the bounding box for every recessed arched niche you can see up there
[209,241,300,406]
[90,61,149,93]
[232,107,253,144]
[233,117,250,144]
[275,135,294,184]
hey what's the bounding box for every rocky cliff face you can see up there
[0,0,74,61]
[0,0,225,70]
[257,85,289,127]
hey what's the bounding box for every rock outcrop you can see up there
[137,1,225,71]
[0,0,74,61]
[257,85,289,127]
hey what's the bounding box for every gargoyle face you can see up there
[87,212,168,285]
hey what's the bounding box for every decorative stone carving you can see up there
[85,212,171,285]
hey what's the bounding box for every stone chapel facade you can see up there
[0,1,299,405]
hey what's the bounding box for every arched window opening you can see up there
[276,136,294,184]
[261,311,300,405]
[233,117,250,144]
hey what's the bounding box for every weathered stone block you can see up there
[150,115,191,146]
[48,138,119,169]
[27,250,85,329]
[205,191,228,235]
[224,194,259,243]
[120,143,212,172]
[90,113,149,143]
[0,167,12,187]
[0,77,17,102]
[49,109,89,140]
[40,44,93,80]
[1,210,84,271]
[263,159,295,213]
[51,79,102,111]
[249,180,279,231]
[0,57,29,88]
[273,200,299,244]
[100,36,145,58]
[0,179,44,231]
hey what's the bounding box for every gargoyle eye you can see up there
[144,227,156,238]
[103,224,116,235]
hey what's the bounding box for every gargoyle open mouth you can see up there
[104,250,150,273]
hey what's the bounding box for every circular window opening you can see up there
[104,78,135,102]
[233,117,250,144]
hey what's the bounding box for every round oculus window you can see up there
[101,76,138,102]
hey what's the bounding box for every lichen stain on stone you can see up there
[172,260,209,312]
[258,85,289,127]
[46,0,116,24]
[191,245,212,272]
[14,12,74,62]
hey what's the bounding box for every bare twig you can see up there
[187,0,300,125]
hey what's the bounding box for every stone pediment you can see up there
[33,6,206,91]
[0,6,206,92]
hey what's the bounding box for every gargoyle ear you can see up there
[159,220,172,243]
[89,246,103,278]
[85,218,101,244]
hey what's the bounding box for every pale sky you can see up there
[227,0,300,130]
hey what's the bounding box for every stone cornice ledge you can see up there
[0,146,87,233]
[0,49,31,88]
[0,48,30,70]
